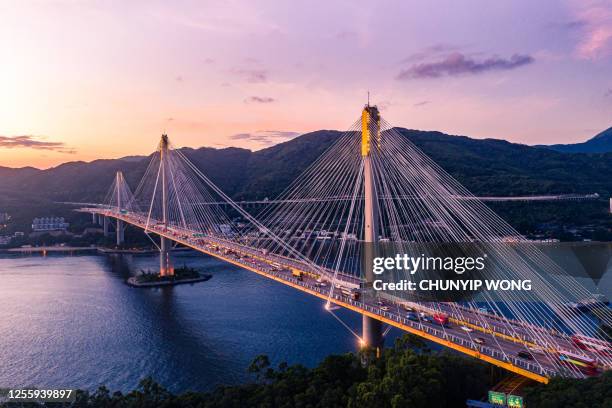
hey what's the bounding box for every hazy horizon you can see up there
[2,123,610,171]
[1,0,611,168]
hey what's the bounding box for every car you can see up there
[460,326,474,333]
[403,305,414,312]
[527,346,545,355]
[380,306,390,311]
[517,351,533,360]
[406,312,419,321]
[418,312,426,317]
[474,337,486,345]
[421,316,431,323]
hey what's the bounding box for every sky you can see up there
[0,0,611,169]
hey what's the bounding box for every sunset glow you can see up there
[1,0,611,168]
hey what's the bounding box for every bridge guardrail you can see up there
[95,209,558,378]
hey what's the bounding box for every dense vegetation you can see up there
[0,336,499,408]
[524,371,612,408]
[3,335,610,408]
[135,266,203,283]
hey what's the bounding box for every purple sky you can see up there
[0,0,611,168]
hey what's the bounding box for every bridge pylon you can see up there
[361,104,383,355]
[115,171,125,246]
[159,134,173,276]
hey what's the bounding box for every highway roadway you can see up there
[81,207,611,382]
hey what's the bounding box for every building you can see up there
[31,217,70,232]
[0,212,9,223]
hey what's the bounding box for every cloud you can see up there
[606,89,612,97]
[397,52,534,80]
[0,135,76,154]
[560,20,588,30]
[569,0,612,59]
[231,68,268,83]
[228,130,300,146]
[413,100,430,107]
[548,18,588,31]
[244,96,275,104]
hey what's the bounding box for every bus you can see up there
[572,335,612,357]
[340,287,360,300]
[433,313,449,326]
[558,351,598,376]
[292,268,304,281]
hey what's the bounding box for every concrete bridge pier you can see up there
[363,315,384,351]
[159,236,172,276]
[92,213,98,224]
[116,219,124,246]
[103,216,109,237]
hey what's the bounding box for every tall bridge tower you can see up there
[361,104,383,352]
[115,171,125,246]
[159,134,173,276]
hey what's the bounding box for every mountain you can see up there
[544,127,612,153]
[2,128,612,234]
[0,165,41,183]
[3,128,612,201]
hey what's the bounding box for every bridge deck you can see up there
[82,207,607,384]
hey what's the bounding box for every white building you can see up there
[32,217,69,232]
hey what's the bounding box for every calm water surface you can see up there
[2,247,610,393]
[0,251,362,392]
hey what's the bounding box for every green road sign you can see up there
[488,391,506,406]
[508,395,524,408]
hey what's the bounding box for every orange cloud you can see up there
[0,135,76,154]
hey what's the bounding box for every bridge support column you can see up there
[361,104,383,356]
[92,213,97,224]
[116,219,124,246]
[103,216,109,237]
[160,236,172,276]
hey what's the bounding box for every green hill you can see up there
[544,127,612,153]
[1,128,612,237]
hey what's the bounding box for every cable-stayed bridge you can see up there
[76,106,611,384]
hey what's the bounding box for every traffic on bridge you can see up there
[76,106,612,385]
